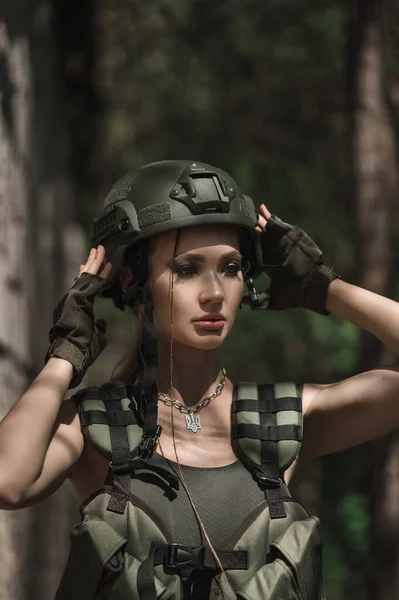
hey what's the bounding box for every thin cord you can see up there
[166,233,232,589]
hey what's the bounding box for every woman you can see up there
[1,160,399,600]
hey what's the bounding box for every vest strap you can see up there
[232,423,301,441]
[137,542,248,600]
[80,409,138,427]
[107,400,131,468]
[232,383,302,520]
[258,385,285,519]
[138,330,161,459]
[103,390,133,514]
[105,460,179,515]
[232,396,301,413]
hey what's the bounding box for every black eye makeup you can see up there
[168,252,243,280]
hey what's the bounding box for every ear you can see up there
[119,264,134,292]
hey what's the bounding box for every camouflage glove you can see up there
[45,246,112,388]
[257,211,340,314]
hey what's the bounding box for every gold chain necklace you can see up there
[158,367,226,433]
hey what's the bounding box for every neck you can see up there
[156,340,223,408]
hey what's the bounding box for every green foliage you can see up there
[309,314,360,377]
[322,531,351,600]
[338,493,369,551]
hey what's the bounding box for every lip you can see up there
[192,314,226,331]
[193,320,225,331]
[192,313,226,322]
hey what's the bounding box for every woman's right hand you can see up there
[45,245,113,389]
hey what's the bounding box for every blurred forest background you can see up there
[1,0,399,598]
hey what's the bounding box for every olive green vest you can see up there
[55,381,325,600]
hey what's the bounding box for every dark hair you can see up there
[109,240,157,423]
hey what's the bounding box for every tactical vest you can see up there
[55,381,325,600]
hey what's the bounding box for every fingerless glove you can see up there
[45,272,109,388]
[259,214,340,314]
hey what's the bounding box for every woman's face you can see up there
[148,225,245,350]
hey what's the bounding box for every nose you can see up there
[199,272,225,305]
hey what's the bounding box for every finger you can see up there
[84,246,107,275]
[80,248,112,280]
[260,204,272,219]
[80,247,97,273]
[258,216,267,229]
[99,261,113,280]
[257,213,267,231]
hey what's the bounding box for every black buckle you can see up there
[245,277,270,310]
[245,277,260,308]
[109,460,131,475]
[165,544,205,570]
[138,425,162,459]
[255,472,282,489]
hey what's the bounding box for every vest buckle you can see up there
[255,472,282,488]
[165,544,205,570]
[138,425,162,459]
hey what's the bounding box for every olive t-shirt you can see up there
[129,451,267,550]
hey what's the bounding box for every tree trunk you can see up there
[0,2,84,598]
[347,1,399,598]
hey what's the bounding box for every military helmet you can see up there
[91,160,263,308]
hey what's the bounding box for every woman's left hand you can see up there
[253,204,340,314]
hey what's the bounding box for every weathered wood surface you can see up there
[0,3,84,598]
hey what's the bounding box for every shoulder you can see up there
[301,382,330,416]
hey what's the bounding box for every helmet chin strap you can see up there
[244,277,270,310]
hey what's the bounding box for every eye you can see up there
[223,263,242,277]
[173,262,242,279]
[174,265,198,278]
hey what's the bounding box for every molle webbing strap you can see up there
[75,383,144,466]
[75,384,138,427]
[231,382,302,520]
[104,387,133,515]
[75,383,140,515]
[137,543,248,600]
[259,385,285,519]
[233,396,301,413]
[138,321,161,459]
[80,410,137,427]
[76,384,138,469]
[231,423,301,441]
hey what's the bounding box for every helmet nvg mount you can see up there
[91,160,263,309]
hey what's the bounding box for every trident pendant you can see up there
[185,412,201,433]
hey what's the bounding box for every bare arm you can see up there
[0,246,112,508]
[299,278,399,462]
[0,357,83,508]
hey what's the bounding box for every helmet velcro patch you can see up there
[138,203,172,228]
[240,200,257,222]
[104,171,141,207]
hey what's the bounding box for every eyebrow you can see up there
[168,250,243,265]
